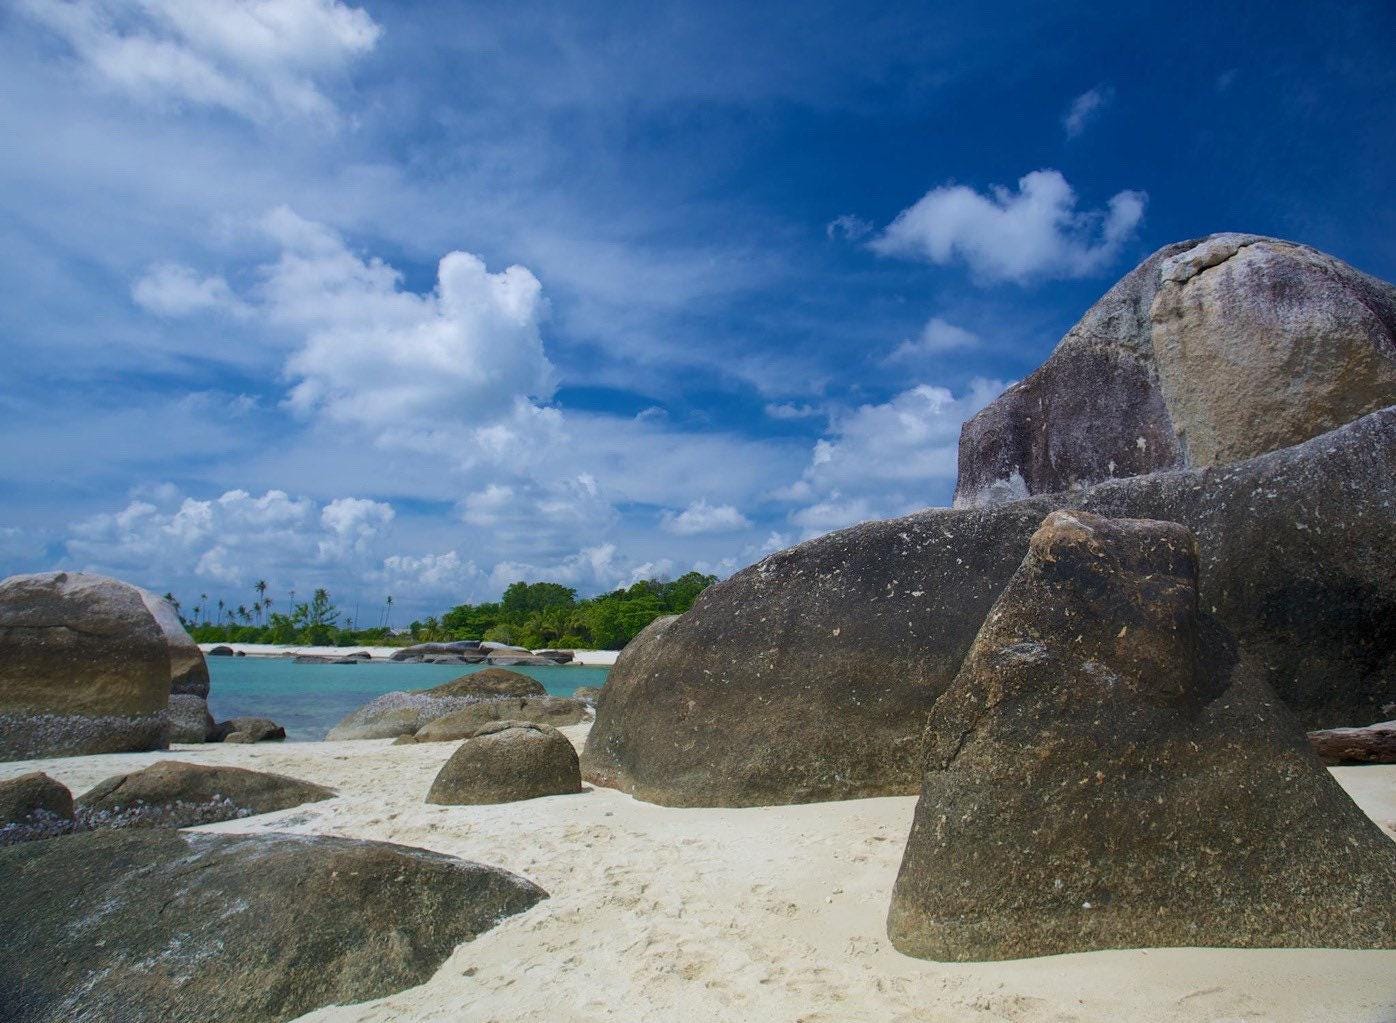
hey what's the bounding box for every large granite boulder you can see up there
[0,829,546,1023]
[0,772,74,828]
[388,641,482,662]
[584,406,1396,806]
[166,694,216,744]
[887,511,1396,960]
[427,721,582,805]
[327,668,547,740]
[955,234,1396,508]
[77,760,333,828]
[407,696,589,743]
[0,572,171,759]
[137,591,214,742]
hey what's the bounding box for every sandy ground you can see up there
[6,729,1395,1023]
[198,643,620,666]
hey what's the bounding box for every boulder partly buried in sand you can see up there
[0,571,172,759]
[212,717,285,743]
[954,233,1396,508]
[886,511,1396,961]
[327,667,548,740]
[0,829,547,1023]
[583,406,1396,807]
[0,772,74,829]
[76,760,333,828]
[428,721,582,805]
[410,696,589,742]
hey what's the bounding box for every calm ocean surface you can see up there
[206,658,610,741]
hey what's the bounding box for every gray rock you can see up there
[573,685,603,705]
[955,234,1396,508]
[411,696,589,742]
[887,510,1396,960]
[76,760,332,828]
[166,693,216,744]
[0,829,546,1023]
[0,772,74,828]
[206,645,234,656]
[139,590,209,698]
[583,406,1396,807]
[212,717,285,743]
[0,572,171,759]
[388,641,482,662]
[427,721,582,805]
[327,668,549,741]
[534,649,575,663]
[486,654,556,666]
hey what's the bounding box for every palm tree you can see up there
[237,605,250,624]
[254,580,268,622]
[383,595,394,630]
[199,594,209,625]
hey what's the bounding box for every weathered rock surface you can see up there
[167,693,216,743]
[327,668,549,740]
[0,572,171,759]
[1308,720,1396,764]
[77,760,333,828]
[534,649,575,663]
[0,829,546,1023]
[140,591,209,698]
[213,717,285,743]
[408,696,589,742]
[574,685,603,705]
[388,641,482,662]
[887,511,1396,960]
[584,407,1396,806]
[0,772,74,828]
[206,645,234,656]
[955,234,1396,508]
[428,721,582,805]
[487,654,558,666]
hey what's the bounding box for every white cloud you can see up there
[380,550,484,594]
[132,262,248,317]
[1062,85,1113,138]
[660,499,752,536]
[318,496,394,558]
[488,543,671,595]
[780,379,1005,536]
[19,0,380,123]
[826,214,872,241]
[764,401,822,421]
[870,169,1146,283]
[886,316,979,362]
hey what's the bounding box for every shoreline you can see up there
[3,729,1393,1022]
[198,643,620,667]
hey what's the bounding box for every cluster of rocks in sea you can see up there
[584,233,1396,957]
[328,666,589,742]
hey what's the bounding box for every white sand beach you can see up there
[6,724,1395,1023]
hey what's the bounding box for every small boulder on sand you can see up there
[887,510,1396,961]
[408,696,588,742]
[213,717,286,743]
[77,760,333,828]
[0,772,74,829]
[427,721,582,805]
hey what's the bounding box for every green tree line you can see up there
[178,573,715,650]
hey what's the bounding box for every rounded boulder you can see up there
[427,721,581,805]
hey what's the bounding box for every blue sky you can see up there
[2,0,1394,620]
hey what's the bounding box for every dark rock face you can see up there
[584,407,1396,807]
[955,234,1396,508]
[428,721,582,805]
[167,693,216,743]
[0,772,74,828]
[887,511,1396,960]
[213,717,285,743]
[327,668,548,741]
[0,572,171,759]
[206,645,234,656]
[534,649,575,664]
[0,829,546,1023]
[77,760,332,828]
[409,697,589,742]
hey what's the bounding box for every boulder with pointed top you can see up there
[954,233,1396,508]
[887,510,1396,960]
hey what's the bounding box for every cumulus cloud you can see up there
[1062,85,1113,138]
[19,0,380,123]
[870,169,1146,283]
[488,543,672,595]
[66,487,394,592]
[660,499,752,536]
[886,317,979,362]
[780,379,1005,535]
[132,262,249,317]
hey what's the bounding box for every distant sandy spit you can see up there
[197,643,620,666]
[5,728,1394,1023]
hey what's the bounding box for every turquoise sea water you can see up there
[206,658,610,741]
